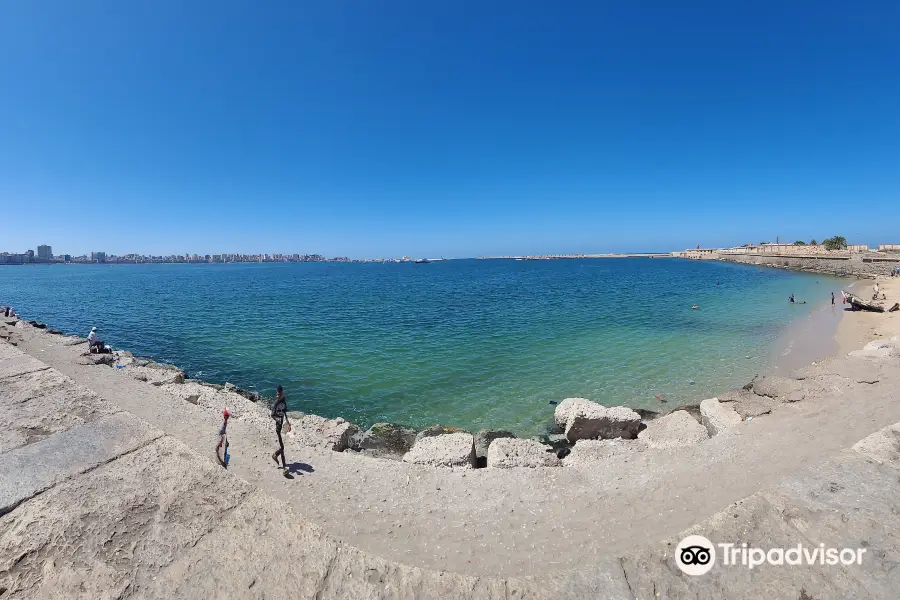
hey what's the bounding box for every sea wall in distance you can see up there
[718,253,899,278]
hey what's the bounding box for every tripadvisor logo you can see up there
[674,535,868,576]
[675,535,715,576]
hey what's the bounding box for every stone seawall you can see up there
[719,253,899,278]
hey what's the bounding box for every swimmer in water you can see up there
[691,304,699,310]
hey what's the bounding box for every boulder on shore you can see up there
[76,353,115,366]
[637,410,708,449]
[415,424,470,441]
[474,429,516,459]
[562,401,641,442]
[553,398,592,430]
[699,398,742,436]
[487,438,560,468]
[353,423,418,456]
[292,414,358,452]
[402,432,476,469]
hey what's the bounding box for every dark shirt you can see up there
[272,396,287,422]
[219,420,228,436]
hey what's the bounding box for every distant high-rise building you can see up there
[25,250,34,262]
[91,251,106,262]
[37,245,52,261]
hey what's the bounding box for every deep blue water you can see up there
[0,259,843,435]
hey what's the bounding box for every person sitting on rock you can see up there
[87,327,104,352]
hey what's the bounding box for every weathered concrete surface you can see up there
[564,438,646,467]
[0,354,49,380]
[0,436,251,599]
[0,412,162,514]
[487,438,560,468]
[751,375,804,400]
[637,410,709,449]
[852,423,900,466]
[0,368,119,453]
[150,491,516,600]
[762,451,900,598]
[620,494,870,599]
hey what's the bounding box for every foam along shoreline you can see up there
[4,274,900,471]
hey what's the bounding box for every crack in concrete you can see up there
[618,557,637,600]
[315,550,339,600]
[0,366,50,382]
[0,431,165,517]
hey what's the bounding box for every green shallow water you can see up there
[0,259,844,436]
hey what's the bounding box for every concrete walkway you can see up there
[2,332,900,597]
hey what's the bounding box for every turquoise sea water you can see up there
[0,259,843,436]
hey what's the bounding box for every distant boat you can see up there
[414,258,430,264]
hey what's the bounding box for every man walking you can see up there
[831,292,835,306]
[271,385,291,474]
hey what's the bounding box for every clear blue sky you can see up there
[1,1,898,258]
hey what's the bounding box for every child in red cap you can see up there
[215,407,230,467]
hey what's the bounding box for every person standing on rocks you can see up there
[271,385,291,473]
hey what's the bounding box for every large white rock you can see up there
[637,410,708,449]
[554,398,592,429]
[292,414,358,452]
[402,432,476,469]
[565,403,641,442]
[699,398,742,436]
[486,438,560,468]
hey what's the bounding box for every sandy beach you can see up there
[837,276,900,353]
[2,269,900,597]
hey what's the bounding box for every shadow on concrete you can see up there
[285,462,314,475]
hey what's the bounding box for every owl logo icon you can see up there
[675,535,715,575]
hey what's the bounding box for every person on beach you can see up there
[87,327,104,351]
[215,407,230,467]
[831,292,835,305]
[271,385,291,473]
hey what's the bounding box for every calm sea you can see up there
[0,259,844,435]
